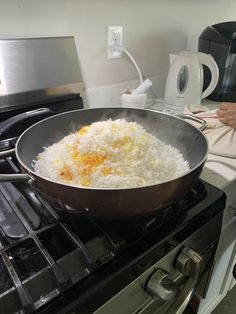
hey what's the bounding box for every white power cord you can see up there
[120,46,143,85]
[110,42,143,85]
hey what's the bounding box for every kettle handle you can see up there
[197,52,219,99]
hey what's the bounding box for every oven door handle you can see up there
[166,247,202,314]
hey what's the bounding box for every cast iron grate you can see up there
[0,156,208,314]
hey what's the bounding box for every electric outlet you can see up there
[107,26,123,59]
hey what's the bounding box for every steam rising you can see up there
[19,108,207,172]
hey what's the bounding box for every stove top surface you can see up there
[0,151,226,314]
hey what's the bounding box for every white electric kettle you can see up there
[164,50,219,114]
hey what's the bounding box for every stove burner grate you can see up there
[0,155,215,314]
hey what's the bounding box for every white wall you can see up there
[0,0,236,106]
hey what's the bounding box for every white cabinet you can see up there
[198,203,236,314]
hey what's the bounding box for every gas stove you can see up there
[0,162,226,314]
[0,36,226,314]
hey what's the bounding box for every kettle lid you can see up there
[178,50,200,58]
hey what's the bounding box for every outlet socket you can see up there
[107,25,123,59]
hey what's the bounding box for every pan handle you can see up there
[0,148,16,158]
[0,148,33,183]
[178,114,208,131]
[0,173,31,182]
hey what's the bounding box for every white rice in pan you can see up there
[33,119,190,188]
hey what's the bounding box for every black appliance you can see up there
[0,37,226,314]
[198,21,236,102]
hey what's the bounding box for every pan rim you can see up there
[15,107,209,191]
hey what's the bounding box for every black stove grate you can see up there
[0,154,223,314]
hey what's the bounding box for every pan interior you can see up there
[16,108,207,174]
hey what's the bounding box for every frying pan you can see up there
[0,108,208,219]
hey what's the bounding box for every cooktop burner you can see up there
[0,152,226,314]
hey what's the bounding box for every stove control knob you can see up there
[146,269,179,301]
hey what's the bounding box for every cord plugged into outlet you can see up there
[107,25,143,84]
